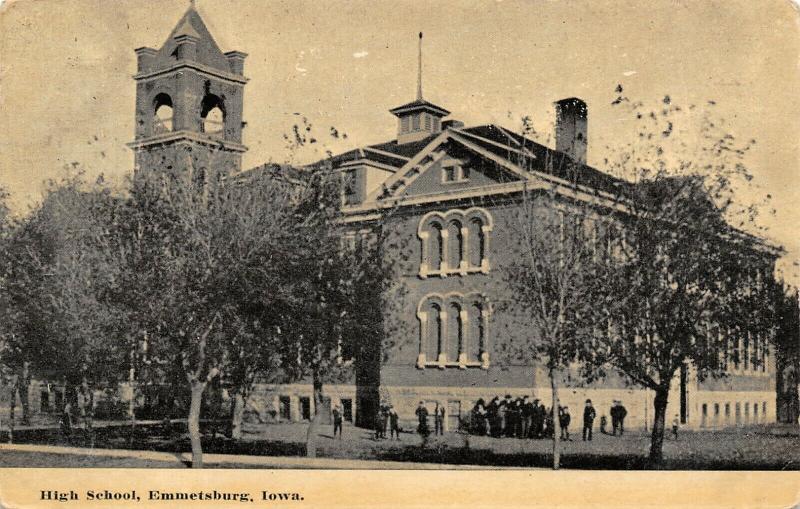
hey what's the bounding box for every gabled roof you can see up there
[247,123,633,207]
[354,124,630,202]
[151,6,233,74]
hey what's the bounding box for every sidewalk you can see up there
[0,419,180,432]
[0,442,506,469]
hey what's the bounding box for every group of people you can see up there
[413,401,447,440]
[598,400,629,436]
[467,396,628,443]
[468,395,573,440]
[360,397,631,444]
[374,402,402,440]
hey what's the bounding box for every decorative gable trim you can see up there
[366,130,531,203]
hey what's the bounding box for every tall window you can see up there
[447,221,462,270]
[429,223,443,271]
[153,93,173,133]
[468,217,485,268]
[468,301,484,363]
[418,293,489,368]
[446,302,462,362]
[201,94,225,136]
[427,304,443,361]
[418,208,492,277]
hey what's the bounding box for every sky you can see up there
[0,0,798,281]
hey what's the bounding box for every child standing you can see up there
[672,414,680,440]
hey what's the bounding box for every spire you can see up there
[389,31,449,144]
[417,32,423,101]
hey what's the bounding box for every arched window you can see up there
[426,303,442,361]
[418,208,492,277]
[468,301,483,362]
[447,221,462,270]
[468,217,485,267]
[153,93,173,133]
[429,223,443,271]
[201,94,225,136]
[418,293,489,368]
[446,302,462,362]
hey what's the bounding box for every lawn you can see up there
[0,450,185,468]
[1,421,797,469]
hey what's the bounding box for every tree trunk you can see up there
[78,379,95,448]
[305,376,324,458]
[128,365,136,448]
[188,381,207,468]
[549,366,561,470]
[19,362,31,425]
[649,386,670,466]
[229,391,246,440]
[7,376,16,444]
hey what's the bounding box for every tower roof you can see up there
[389,99,450,118]
[151,5,234,73]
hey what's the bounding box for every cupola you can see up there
[389,33,450,144]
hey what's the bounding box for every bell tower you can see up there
[128,5,248,179]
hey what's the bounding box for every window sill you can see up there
[416,353,490,370]
[420,362,486,370]
[419,263,489,279]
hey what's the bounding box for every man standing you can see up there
[617,401,628,436]
[332,403,343,439]
[389,405,400,440]
[521,396,532,439]
[382,403,390,439]
[434,403,445,436]
[416,401,430,444]
[487,397,499,437]
[610,401,619,436]
[534,399,546,438]
[583,399,596,442]
[497,395,509,437]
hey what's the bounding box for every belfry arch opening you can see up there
[201,94,225,136]
[153,93,173,133]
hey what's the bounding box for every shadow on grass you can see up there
[2,424,797,470]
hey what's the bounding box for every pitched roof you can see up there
[369,134,440,159]
[151,6,233,74]
[388,99,450,117]
[250,123,632,200]
[174,18,202,39]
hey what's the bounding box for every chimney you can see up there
[442,119,464,130]
[554,97,588,164]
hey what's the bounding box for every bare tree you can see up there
[504,169,600,469]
